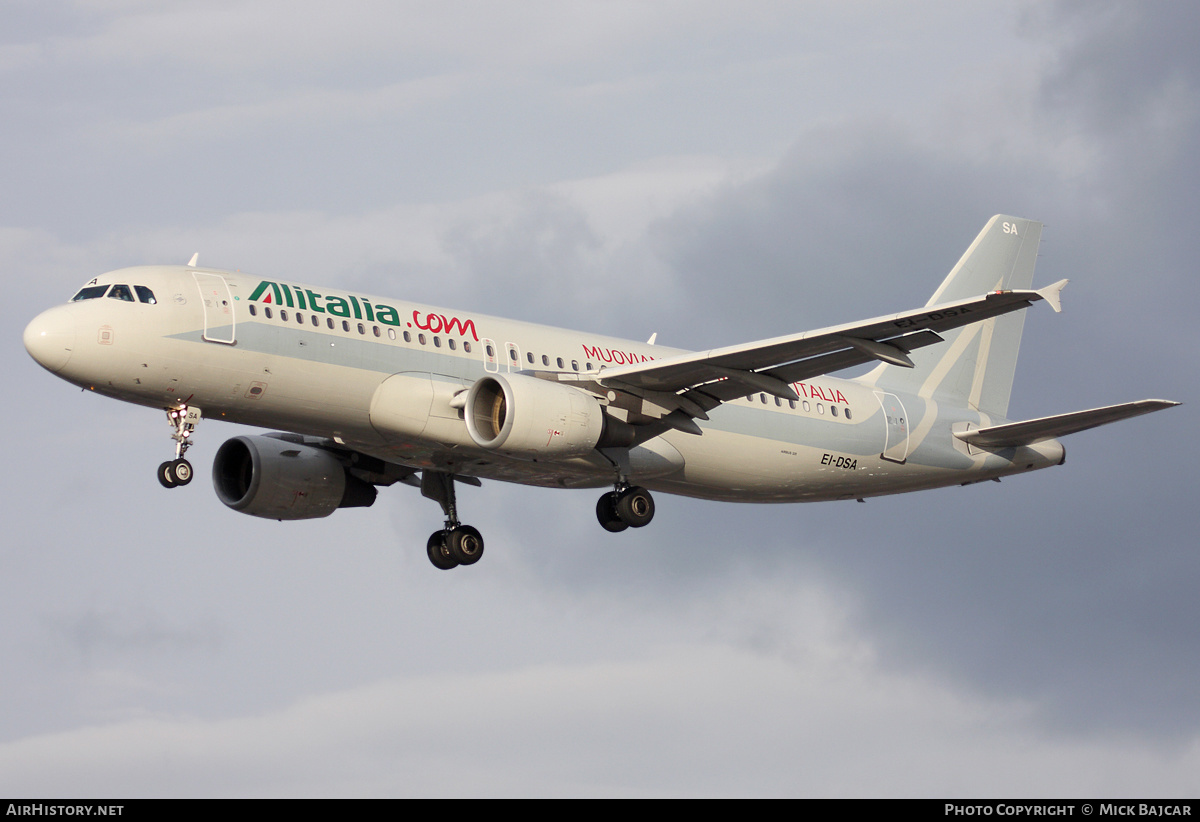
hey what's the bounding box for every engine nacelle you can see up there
[212,435,377,520]
[465,373,607,459]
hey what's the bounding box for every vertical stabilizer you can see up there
[865,215,1042,418]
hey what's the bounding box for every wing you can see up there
[557,281,1068,434]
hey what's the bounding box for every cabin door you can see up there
[193,272,236,344]
[874,391,910,463]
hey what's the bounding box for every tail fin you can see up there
[867,215,1043,418]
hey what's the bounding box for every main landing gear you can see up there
[158,405,201,488]
[595,485,655,532]
[421,471,485,571]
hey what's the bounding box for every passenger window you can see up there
[265,307,273,319]
[509,349,518,362]
[107,284,135,302]
[788,400,796,410]
[357,323,365,335]
[327,318,334,329]
[342,320,350,332]
[542,354,549,366]
[448,339,456,350]
[248,304,258,317]
[404,331,412,342]
[297,313,304,324]
[374,326,382,338]
[803,401,810,412]
[281,310,289,321]
[463,342,472,353]
[845,408,852,420]
[557,357,564,369]
[831,405,839,417]
[526,352,534,364]
[817,403,825,415]
[571,360,579,371]
[486,344,495,357]
[432,334,440,347]
[388,328,396,340]
[134,286,157,304]
[312,315,319,327]
[419,333,426,345]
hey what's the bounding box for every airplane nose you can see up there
[24,307,76,374]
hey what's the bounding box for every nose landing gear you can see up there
[158,405,201,488]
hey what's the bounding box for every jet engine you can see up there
[465,373,621,459]
[212,435,377,520]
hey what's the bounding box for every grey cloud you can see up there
[1036,1,1200,131]
[48,608,221,663]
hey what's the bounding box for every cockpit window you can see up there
[71,285,109,301]
[70,283,157,304]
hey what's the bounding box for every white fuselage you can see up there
[24,265,1065,504]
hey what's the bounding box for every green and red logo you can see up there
[248,280,479,341]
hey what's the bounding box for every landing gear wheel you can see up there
[170,459,193,486]
[448,525,484,566]
[420,472,488,568]
[158,461,179,489]
[616,486,655,528]
[427,530,459,570]
[596,492,629,532]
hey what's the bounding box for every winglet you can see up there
[187,253,199,267]
[1037,278,1068,313]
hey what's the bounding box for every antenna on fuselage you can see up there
[187,253,199,267]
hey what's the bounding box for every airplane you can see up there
[23,215,1178,570]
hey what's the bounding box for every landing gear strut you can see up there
[422,471,485,570]
[596,485,655,532]
[158,405,201,488]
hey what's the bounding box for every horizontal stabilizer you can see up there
[955,400,1180,448]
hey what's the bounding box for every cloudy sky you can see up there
[1,0,1195,797]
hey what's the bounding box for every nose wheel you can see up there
[158,405,201,489]
[158,458,193,488]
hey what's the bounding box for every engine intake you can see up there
[212,435,376,520]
